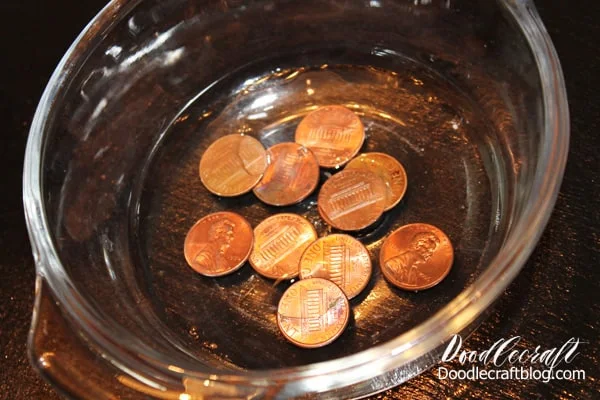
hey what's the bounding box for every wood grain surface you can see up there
[0,0,598,398]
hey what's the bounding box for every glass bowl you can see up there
[23,0,568,398]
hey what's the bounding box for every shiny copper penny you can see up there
[318,169,387,231]
[249,214,318,280]
[253,143,320,206]
[199,134,268,197]
[379,223,454,291]
[277,278,350,348]
[295,105,365,168]
[299,234,371,299]
[184,212,253,277]
[345,152,408,211]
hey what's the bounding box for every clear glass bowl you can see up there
[23,0,568,398]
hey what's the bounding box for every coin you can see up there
[294,105,365,168]
[345,152,408,211]
[253,143,320,206]
[277,278,350,348]
[299,234,371,299]
[318,169,387,231]
[199,134,268,197]
[379,223,454,291]
[183,212,253,277]
[249,214,318,280]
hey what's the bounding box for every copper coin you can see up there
[277,278,350,348]
[295,105,365,168]
[253,143,320,206]
[249,214,318,280]
[379,223,454,291]
[183,212,253,277]
[345,152,408,211]
[318,169,387,231]
[299,234,371,299]
[199,134,268,197]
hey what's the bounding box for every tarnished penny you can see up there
[345,152,408,211]
[299,234,371,299]
[253,143,320,206]
[184,212,253,277]
[295,105,365,168]
[199,134,268,197]
[249,214,318,279]
[277,278,350,348]
[379,223,454,291]
[318,169,387,231]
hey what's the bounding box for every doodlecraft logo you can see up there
[437,335,586,383]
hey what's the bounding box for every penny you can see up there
[199,134,268,197]
[183,212,253,277]
[299,234,371,299]
[345,152,408,211]
[379,223,454,291]
[249,214,318,280]
[318,169,387,231]
[253,143,320,206]
[295,105,365,168]
[277,278,350,348]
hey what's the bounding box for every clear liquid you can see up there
[136,57,501,369]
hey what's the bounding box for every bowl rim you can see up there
[23,0,569,392]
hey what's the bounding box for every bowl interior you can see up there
[137,58,496,368]
[36,0,545,373]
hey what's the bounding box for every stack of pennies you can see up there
[184,104,455,348]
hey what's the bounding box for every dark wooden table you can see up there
[1,1,598,398]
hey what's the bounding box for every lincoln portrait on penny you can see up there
[193,219,235,272]
[384,231,440,286]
